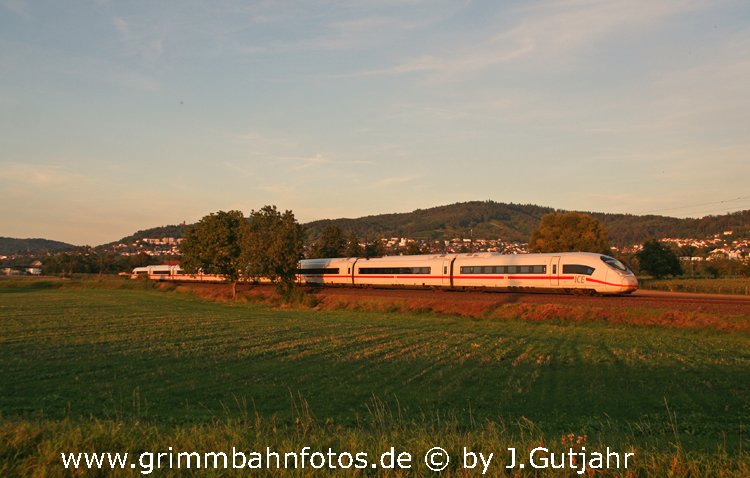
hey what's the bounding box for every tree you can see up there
[344,232,363,257]
[636,240,682,279]
[364,238,386,258]
[403,240,427,255]
[180,210,249,299]
[529,212,611,254]
[678,245,697,277]
[309,224,347,259]
[243,205,305,295]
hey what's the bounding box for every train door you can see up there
[550,256,560,286]
[441,258,454,287]
[350,258,359,286]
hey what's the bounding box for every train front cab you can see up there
[556,253,638,295]
[597,255,638,294]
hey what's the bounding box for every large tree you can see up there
[364,238,386,258]
[403,240,428,255]
[243,205,305,295]
[344,232,363,257]
[529,212,611,254]
[636,240,682,279]
[180,210,249,298]
[309,224,347,259]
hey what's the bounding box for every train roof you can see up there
[301,252,615,265]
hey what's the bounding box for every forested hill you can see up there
[306,202,555,243]
[113,224,188,246]
[303,201,750,246]
[0,237,76,255]
[112,201,750,248]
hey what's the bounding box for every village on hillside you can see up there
[2,230,749,277]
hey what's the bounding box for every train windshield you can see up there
[600,256,630,272]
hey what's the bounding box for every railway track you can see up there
[195,283,750,316]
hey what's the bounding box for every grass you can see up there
[641,277,750,295]
[1,280,749,476]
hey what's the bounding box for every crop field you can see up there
[641,277,750,295]
[1,279,749,476]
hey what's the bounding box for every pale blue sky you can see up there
[2,0,749,245]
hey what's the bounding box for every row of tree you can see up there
[180,207,304,298]
[527,212,750,278]
[527,212,686,278]
[6,250,160,277]
[180,209,692,289]
[7,209,744,282]
[308,225,414,259]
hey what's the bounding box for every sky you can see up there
[1,0,750,245]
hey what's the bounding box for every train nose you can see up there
[621,275,638,291]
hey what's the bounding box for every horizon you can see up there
[2,1,750,245]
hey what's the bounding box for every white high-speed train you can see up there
[297,252,638,295]
[131,265,226,282]
[132,252,638,295]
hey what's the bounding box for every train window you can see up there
[600,256,629,272]
[297,268,340,275]
[358,267,431,274]
[563,264,595,275]
[459,265,546,274]
[151,270,170,275]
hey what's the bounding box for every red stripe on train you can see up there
[585,277,629,288]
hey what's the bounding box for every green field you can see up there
[641,277,750,295]
[1,280,749,476]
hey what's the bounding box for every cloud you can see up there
[113,17,165,61]
[1,0,30,18]
[281,15,422,52]
[233,131,300,152]
[289,153,332,169]
[214,1,467,56]
[231,131,376,171]
[222,161,254,178]
[374,175,419,187]
[61,56,160,92]
[1,39,159,92]
[353,0,709,79]
[0,163,88,187]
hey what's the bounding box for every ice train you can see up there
[131,264,226,282]
[133,252,638,295]
[297,252,637,295]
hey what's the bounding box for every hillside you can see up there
[112,201,750,248]
[305,202,555,243]
[0,237,76,255]
[113,224,188,246]
[305,201,750,246]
